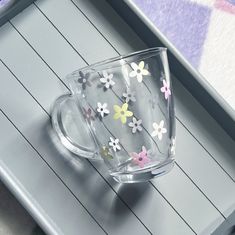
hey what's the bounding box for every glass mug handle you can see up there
[51,92,102,160]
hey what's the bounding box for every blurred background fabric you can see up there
[133,0,235,110]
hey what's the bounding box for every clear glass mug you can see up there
[51,47,176,183]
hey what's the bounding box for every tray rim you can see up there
[108,0,235,140]
[0,0,35,27]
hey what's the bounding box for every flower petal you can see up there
[153,122,158,129]
[129,71,137,78]
[123,93,128,98]
[132,117,137,123]
[132,127,137,134]
[162,127,167,134]
[139,61,145,70]
[105,83,111,89]
[131,96,136,102]
[113,112,121,120]
[108,73,113,79]
[142,146,147,153]
[100,77,107,83]
[125,97,130,103]
[104,109,110,115]
[151,130,157,137]
[160,87,165,93]
[125,111,133,117]
[142,69,149,76]
[113,105,121,113]
[100,112,104,118]
[122,103,128,111]
[128,122,134,127]
[137,126,143,131]
[85,73,90,79]
[159,120,164,128]
[131,62,138,70]
[137,74,143,83]
[110,80,115,86]
[116,145,121,151]
[121,115,127,124]
[158,132,163,140]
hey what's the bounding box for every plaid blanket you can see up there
[132,0,235,110]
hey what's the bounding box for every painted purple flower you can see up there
[82,108,95,124]
[130,146,150,168]
[160,79,171,100]
[78,71,91,90]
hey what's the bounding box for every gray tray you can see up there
[108,0,235,140]
[0,0,234,234]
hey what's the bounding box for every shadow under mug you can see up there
[51,47,176,183]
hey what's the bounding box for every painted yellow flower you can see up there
[113,103,133,124]
[100,146,113,159]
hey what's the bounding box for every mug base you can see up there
[111,158,175,183]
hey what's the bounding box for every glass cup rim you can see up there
[71,47,167,75]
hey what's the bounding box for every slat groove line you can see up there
[33,3,89,66]
[69,0,120,55]
[9,21,69,91]
[33,0,228,221]
[176,117,235,183]
[0,58,49,116]
[150,182,197,235]
[0,108,108,235]
[174,163,226,219]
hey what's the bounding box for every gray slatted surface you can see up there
[0,0,234,234]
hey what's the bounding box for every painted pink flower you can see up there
[130,146,150,168]
[160,79,171,100]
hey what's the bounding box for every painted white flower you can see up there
[97,102,109,118]
[109,137,121,152]
[151,120,167,140]
[128,117,142,133]
[129,61,149,82]
[123,89,136,103]
[170,138,176,155]
[100,70,115,89]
